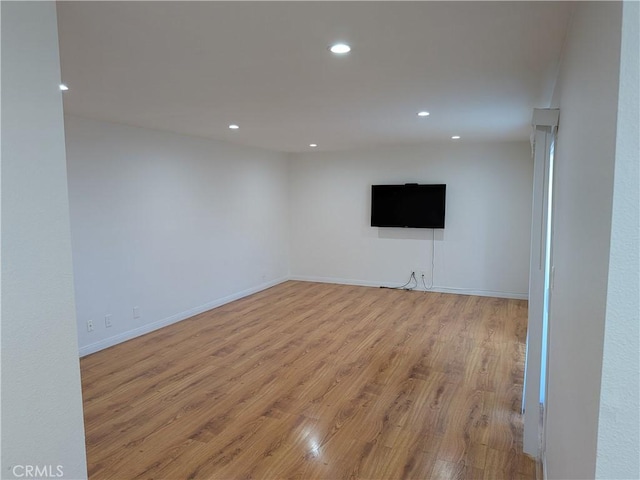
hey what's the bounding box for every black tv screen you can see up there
[371,184,446,228]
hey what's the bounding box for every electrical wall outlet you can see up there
[87,320,94,332]
[133,306,140,319]
[105,314,112,328]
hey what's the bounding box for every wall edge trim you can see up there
[289,275,528,300]
[78,276,289,357]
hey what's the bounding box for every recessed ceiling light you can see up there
[229,124,239,130]
[329,43,351,54]
[417,111,430,117]
[451,135,461,140]
[59,84,69,91]
[309,144,318,148]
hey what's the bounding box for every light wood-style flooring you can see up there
[81,281,537,479]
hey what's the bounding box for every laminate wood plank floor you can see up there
[81,281,538,480]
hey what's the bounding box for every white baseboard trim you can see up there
[80,274,527,357]
[289,275,384,289]
[429,285,528,300]
[78,276,289,357]
[289,275,528,300]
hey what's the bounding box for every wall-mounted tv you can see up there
[371,184,446,229]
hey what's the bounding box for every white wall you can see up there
[289,142,532,298]
[596,2,639,478]
[544,3,622,479]
[1,2,87,478]
[65,116,289,355]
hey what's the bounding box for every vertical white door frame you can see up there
[523,109,559,457]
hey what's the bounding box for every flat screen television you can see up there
[371,184,446,228]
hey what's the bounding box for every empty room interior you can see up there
[2,2,638,480]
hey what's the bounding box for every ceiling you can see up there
[57,2,574,153]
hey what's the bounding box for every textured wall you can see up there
[1,3,87,478]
